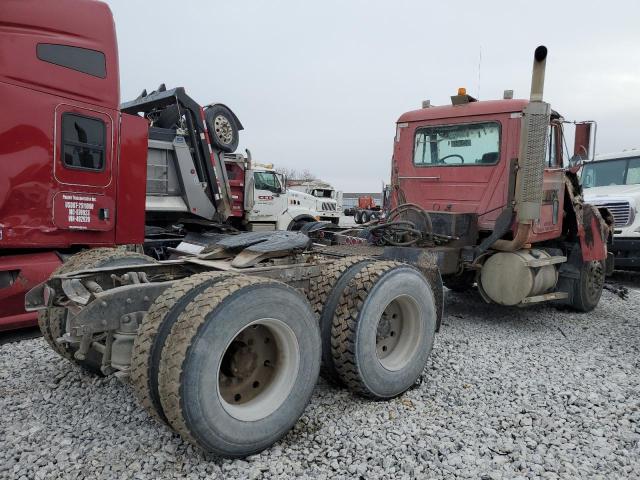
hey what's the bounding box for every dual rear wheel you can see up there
[132,274,320,458]
[40,250,437,458]
[309,260,438,399]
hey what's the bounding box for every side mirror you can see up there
[276,173,286,194]
[574,122,594,161]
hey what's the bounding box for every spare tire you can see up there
[204,104,239,153]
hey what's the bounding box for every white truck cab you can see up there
[244,165,337,231]
[286,180,343,225]
[582,150,640,269]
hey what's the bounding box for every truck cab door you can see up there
[250,171,287,221]
[51,105,116,233]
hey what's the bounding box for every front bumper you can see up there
[609,237,640,268]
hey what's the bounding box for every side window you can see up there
[37,44,106,78]
[62,114,106,171]
[254,172,281,193]
[626,158,640,185]
[413,122,501,166]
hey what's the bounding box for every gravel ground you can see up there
[1,286,639,479]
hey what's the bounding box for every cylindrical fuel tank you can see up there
[479,249,558,306]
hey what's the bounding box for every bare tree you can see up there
[275,167,317,182]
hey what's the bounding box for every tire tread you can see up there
[330,260,404,397]
[130,271,237,423]
[158,275,277,448]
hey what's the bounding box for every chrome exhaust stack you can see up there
[529,46,547,102]
[515,45,552,223]
[493,46,551,251]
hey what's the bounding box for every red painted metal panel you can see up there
[392,111,519,231]
[0,251,62,331]
[114,113,149,245]
[529,169,565,242]
[398,99,528,124]
[0,0,119,110]
[226,162,246,217]
[579,206,608,262]
[0,81,118,248]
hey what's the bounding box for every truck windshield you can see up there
[582,157,640,188]
[413,121,500,166]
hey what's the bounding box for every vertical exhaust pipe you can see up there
[530,46,547,102]
[493,46,551,252]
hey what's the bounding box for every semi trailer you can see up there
[2,0,610,459]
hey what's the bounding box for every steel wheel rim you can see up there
[375,295,422,371]
[217,318,300,421]
[213,115,234,145]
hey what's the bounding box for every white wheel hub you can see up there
[218,318,300,421]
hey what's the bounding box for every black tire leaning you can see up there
[38,248,155,373]
[306,257,371,382]
[289,219,310,231]
[569,260,605,312]
[331,261,437,399]
[130,271,238,424]
[204,104,239,153]
[158,276,320,458]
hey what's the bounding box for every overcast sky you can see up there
[106,0,640,192]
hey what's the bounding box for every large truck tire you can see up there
[204,104,239,153]
[331,261,436,399]
[354,211,362,224]
[130,271,238,424]
[38,248,156,374]
[569,260,605,312]
[361,211,370,223]
[306,257,371,382]
[157,276,320,457]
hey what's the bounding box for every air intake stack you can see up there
[515,46,551,222]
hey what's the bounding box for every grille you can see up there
[321,202,337,211]
[596,201,632,227]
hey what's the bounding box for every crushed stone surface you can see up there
[1,287,638,479]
